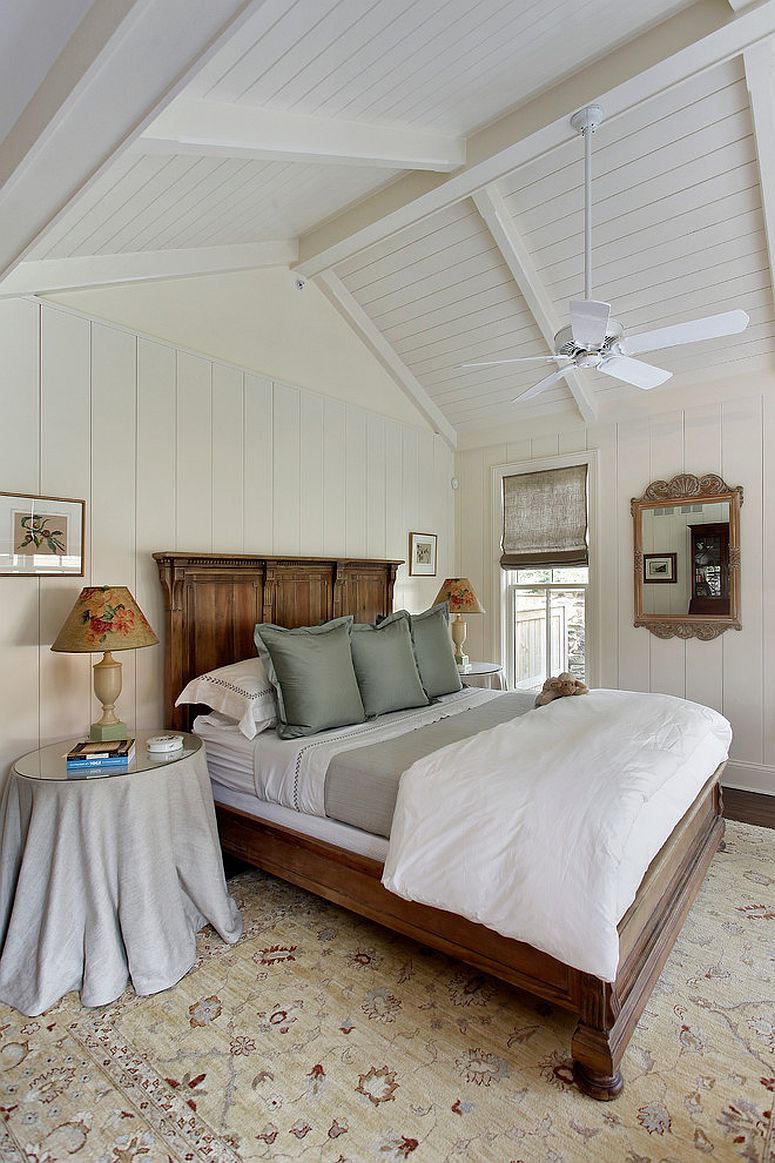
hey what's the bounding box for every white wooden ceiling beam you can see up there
[743,38,775,314]
[0,241,297,297]
[316,271,457,448]
[138,97,466,172]
[0,0,275,282]
[295,0,775,277]
[472,186,597,424]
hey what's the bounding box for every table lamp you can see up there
[51,585,159,740]
[432,577,485,672]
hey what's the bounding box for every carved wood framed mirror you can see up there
[631,473,743,640]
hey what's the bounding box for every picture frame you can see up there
[0,492,85,576]
[408,531,437,576]
[643,551,677,584]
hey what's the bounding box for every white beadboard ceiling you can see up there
[5,0,775,437]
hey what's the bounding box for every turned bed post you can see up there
[571,981,624,1100]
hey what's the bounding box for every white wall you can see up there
[0,298,454,780]
[46,268,430,428]
[455,379,775,795]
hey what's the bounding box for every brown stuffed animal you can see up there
[534,671,589,707]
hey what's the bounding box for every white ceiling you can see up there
[3,0,775,440]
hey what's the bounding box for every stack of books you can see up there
[66,738,135,772]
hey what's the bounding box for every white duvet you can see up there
[382,689,731,982]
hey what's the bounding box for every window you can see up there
[499,463,590,692]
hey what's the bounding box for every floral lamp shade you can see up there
[432,578,484,669]
[51,586,158,653]
[51,586,158,741]
[432,578,485,615]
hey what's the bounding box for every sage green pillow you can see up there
[254,616,365,740]
[351,612,429,717]
[405,602,462,698]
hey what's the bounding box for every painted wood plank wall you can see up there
[455,395,775,795]
[0,298,454,781]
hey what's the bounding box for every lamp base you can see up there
[90,719,129,742]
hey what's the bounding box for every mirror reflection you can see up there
[641,501,730,617]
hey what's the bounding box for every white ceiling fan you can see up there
[462,105,750,402]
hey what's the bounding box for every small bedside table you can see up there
[460,662,506,690]
[0,730,243,1016]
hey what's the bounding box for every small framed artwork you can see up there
[409,531,437,576]
[0,492,85,576]
[643,551,677,584]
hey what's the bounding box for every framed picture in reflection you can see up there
[643,552,677,584]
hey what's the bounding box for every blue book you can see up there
[66,755,131,770]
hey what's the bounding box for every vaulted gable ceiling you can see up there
[2,0,774,443]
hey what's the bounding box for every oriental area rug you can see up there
[0,822,773,1162]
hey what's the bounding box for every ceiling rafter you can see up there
[0,242,298,298]
[472,185,597,424]
[294,0,775,278]
[742,37,775,316]
[0,0,276,283]
[137,97,466,172]
[316,271,457,448]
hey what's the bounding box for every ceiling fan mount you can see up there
[461,104,750,402]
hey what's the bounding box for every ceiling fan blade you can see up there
[513,367,571,401]
[569,299,611,348]
[461,355,569,368]
[621,309,749,356]
[598,354,672,390]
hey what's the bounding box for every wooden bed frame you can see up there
[155,550,725,1100]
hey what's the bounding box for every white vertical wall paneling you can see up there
[136,339,176,728]
[611,420,651,693]
[345,406,367,557]
[243,373,273,552]
[684,403,724,712]
[0,299,40,779]
[593,424,619,689]
[91,323,138,727]
[39,308,92,744]
[647,410,686,699]
[272,382,301,555]
[176,352,212,551]
[721,395,764,766]
[300,391,324,556]
[384,420,404,563]
[764,391,775,769]
[366,413,386,560]
[398,426,420,611]
[322,397,346,556]
[212,364,244,552]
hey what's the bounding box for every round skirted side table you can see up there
[460,662,506,690]
[0,730,243,1016]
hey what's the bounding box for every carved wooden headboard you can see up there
[154,552,402,730]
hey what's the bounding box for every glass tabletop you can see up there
[460,662,503,675]
[14,730,202,781]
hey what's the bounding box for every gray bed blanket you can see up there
[324,691,536,838]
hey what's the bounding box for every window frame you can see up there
[490,451,599,690]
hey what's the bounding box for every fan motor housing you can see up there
[553,320,623,358]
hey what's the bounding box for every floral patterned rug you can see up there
[0,821,773,1162]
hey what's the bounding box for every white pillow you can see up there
[175,657,277,739]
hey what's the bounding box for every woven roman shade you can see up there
[501,464,588,570]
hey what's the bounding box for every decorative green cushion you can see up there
[254,616,365,739]
[351,612,429,717]
[406,602,462,698]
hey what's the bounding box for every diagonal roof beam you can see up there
[295,0,775,277]
[0,241,297,297]
[743,37,775,314]
[0,0,275,282]
[316,271,456,448]
[472,186,597,424]
[137,97,466,172]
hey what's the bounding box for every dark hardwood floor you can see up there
[723,788,775,830]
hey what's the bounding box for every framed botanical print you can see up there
[408,531,437,576]
[0,492,85,576]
